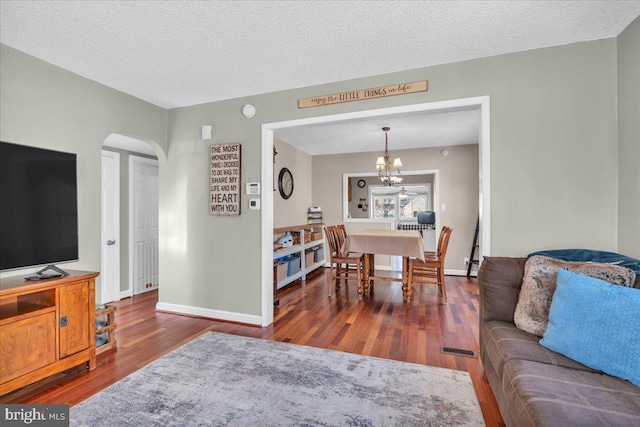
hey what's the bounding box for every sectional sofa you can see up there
[478,256,640,426]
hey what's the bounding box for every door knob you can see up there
[107,240,116,245]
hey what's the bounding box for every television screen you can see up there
[0,141,79,271]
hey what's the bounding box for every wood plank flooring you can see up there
[0,268,505,426]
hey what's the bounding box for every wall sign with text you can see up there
[298,80,428,108]
[210,143,241,216]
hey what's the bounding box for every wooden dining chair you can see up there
[336,224,348,246]
[324,225,364,297]
[407,226,452,303]
[425,226,447,257]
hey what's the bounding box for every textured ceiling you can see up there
[1,1,639,109]
[276,108,481,155]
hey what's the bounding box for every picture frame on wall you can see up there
[210,142,241,216]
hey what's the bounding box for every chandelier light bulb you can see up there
[376,126,402,186]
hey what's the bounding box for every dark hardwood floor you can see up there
[1,268,505,426]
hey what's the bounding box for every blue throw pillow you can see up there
[540,269,640,387]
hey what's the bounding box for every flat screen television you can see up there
[0,141,79,274]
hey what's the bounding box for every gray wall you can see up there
[0,44,167,301]
[273,137,312,228]
[163,38,621,317]
[313,144,478,271]
[618,16,640,259]
[2,21,637,321]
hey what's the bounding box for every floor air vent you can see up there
[441,346,477,358]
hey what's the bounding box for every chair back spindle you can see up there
[336,224,348,248]
[324,225,339,256]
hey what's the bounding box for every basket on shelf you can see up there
[275,261,288,283]
[287,256,301,276]
[305,249,315,267]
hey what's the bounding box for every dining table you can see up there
[342,228,425,301]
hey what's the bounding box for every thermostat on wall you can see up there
[246,182,260,195]
[249,199,260,210]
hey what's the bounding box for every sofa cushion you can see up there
[540,269,640,387]
[501,359,640,427]
[481,320,597,380]
[514,255,636,336]
[477,257,527,324]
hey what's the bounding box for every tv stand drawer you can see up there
[0,312,56,383]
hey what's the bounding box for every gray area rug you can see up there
[71,332,485,426]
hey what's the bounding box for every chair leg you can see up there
[407,260,415,298]
[356,262,363,297]
[328,263,336,297]
[438,267,447,303]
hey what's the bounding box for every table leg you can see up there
[360,254,369,297]
[367,253,375,293]
[402,256,411,302]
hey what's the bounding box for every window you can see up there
[370,185,431,220]
[399,195,427,220]
[373,196,396,219]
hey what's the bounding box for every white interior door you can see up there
[130,156,159,295]
[101,150,120,303]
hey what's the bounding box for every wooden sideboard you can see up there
[0,270,98,396]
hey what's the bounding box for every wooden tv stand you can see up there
[0,270,98,396]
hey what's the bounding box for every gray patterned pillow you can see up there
[514,255,636,336]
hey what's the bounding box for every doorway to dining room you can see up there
[259,96,490,327]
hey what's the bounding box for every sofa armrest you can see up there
[478,257,526,324]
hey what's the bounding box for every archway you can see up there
[101,133,164,303]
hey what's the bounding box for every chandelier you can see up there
[375,126,403,186]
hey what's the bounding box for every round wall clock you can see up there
[357,179,366,188]
[278,167,294,199]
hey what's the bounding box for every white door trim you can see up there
[129,155,160,296]
[261,96,491,327]
[101,150,120,304]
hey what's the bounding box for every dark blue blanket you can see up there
[528,249,640,274]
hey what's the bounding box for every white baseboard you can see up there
[446,269,477,277]
[120,290,132,299]
[155,302,262,326]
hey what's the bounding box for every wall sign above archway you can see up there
[298,80,428,108]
